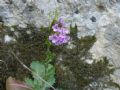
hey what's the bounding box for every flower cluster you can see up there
[49,18,70,45]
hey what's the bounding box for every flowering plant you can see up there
[49,18,70,45]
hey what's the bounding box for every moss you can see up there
[67,57,114,89]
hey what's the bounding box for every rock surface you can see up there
[0,0,120,89]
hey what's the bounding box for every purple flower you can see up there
[52,27,70,34]
[49,18,70,45]
[49,34,70,45]
[52,18,69,34]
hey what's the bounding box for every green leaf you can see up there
[45,64,55,87]
[33,79,41,86]
[46,64,55,77]
[26,61,56,90]
[25,78,34,87]
[30,61,45,78]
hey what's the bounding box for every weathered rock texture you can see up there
[0,0,120,89]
